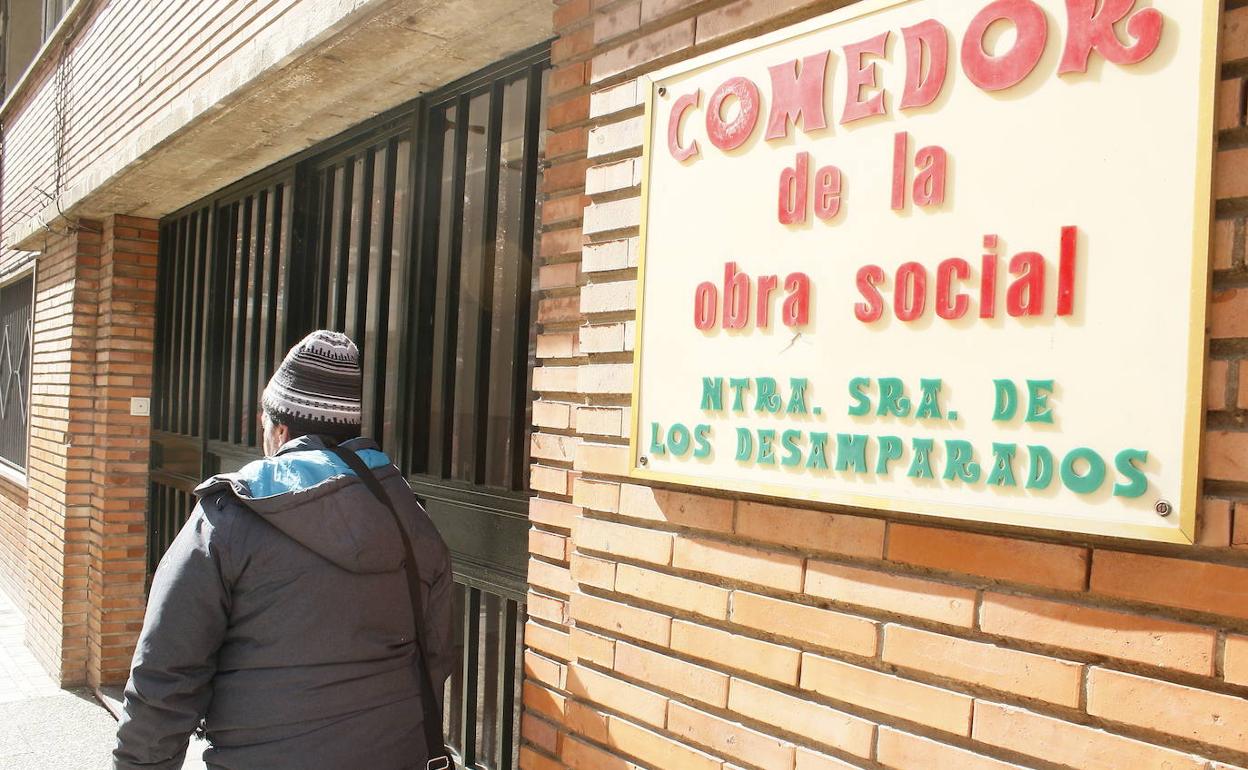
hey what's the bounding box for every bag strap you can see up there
[326,444,451,770]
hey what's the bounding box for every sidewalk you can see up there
[0,586,206,769]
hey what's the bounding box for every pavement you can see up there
[0,585,207,769]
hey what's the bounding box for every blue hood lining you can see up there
[235,448,393,499]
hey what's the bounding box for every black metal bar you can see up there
[168,216,188,436]
[367,139,399,444]
[471,81,505,487]
[496,598,520,770]
[334,161,355,332]
[178,213,196,437]
[509,64,545,491]
[257,186,277,403]
[459,585,482,768]
[431,95,470,478]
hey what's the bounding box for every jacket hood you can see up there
[194,436,405,574]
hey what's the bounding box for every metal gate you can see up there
[148,45,548,769]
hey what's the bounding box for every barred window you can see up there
[0,273,33,472]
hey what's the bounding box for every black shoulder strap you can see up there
[326,445,451,770]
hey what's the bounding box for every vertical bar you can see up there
[274,182,294,367]
[229,202,249,444]
[384,137,413,459]
[509,65,546,490]
[189,210,209,437]
[256,186,278,402]
[153,224,172,432]
[364,140,398,443]
[496,598,519,770]
[459,585,482,767]
[178,214,196,436]
[167,217,188,435]
[431,95,470,478]
[472,81,506,485]
[334,161,355,332]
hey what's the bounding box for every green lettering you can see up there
[758,430,777,465]
[1061,447,1106,495]
[807,433,830,470]
[908,438,935,479]
[942,440,982,483]
[915,379,943,419]
[987,443,1017,487]
[730,378,751,413]
[701,377,724,411]
[877,378,911,417]
[755,378,782,414]
[735,428,753,462]
[1026,380,1055,424]
[835,434,869,473]
[876,436,903,474]
[848,377,871,416]
[781,430,803,467]
[992,379,1018,421]
[1112,449,1148,498]
[1027,445,1053,489]
[693,425,713,459]
[649,422,666,456]
[667,423,691,456]
[786,378,809,415]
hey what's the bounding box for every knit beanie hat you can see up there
[261,330,362,438]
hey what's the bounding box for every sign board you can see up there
[629,0,1220,543]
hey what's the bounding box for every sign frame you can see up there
[626,0,1222,544]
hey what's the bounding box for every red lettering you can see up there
[981,235,999,319]
[667,91,702,162]
[895,262,928,322]
[783,273,812,327]
[900,20,950,110]
[706,77,761,151]
[723,262,750,329]
[962,0,1049,92]
[891,131,909,211]
[778,152,810,225]
[855,265,886,323]
[1007,251,1046,316]
[765,54,830,139]
[913,145,948,207]
[814,165,843,221]
[842,32,891,124]
[693,282,718,330]
[936,258,971,319]
[1058,225,1078,316]
[1060,0,1163,75]
[757,274,780,328]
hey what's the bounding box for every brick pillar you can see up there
[87,215,158,687]
[25,221,101,684]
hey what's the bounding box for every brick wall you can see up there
[522,2,1248,770]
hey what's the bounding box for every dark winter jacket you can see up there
[113,436,454,770]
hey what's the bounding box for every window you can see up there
[40,0,67,42]
[0,271,32,472]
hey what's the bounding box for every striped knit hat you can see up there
[261,330,362,437]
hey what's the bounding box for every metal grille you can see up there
[0,273,33,470]
[147,45,550,770]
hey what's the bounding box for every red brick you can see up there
[565,664,667,728]
[574,517,672,565]
[800,652,973,736]
[590,20,694,84]
[1217,148,1248,201]
[1226,633,1248,685]
[1223,7,1248,64]
[1198,497,1233,547]
[667,701,795,770]
[570,553,616,590]
[672,620,800,684]
[1214,219,1237,271]
[617,484,732,532]
[729,590,878,658]
[613,642,728,707]
[1087,667,1248,753]
[606,715,721,770]
[696,0,820,44]
[1091,549,1248,620]
[519,746,565,770]
[553,0,591,30]
[728,678,874,759]
[972,701,1205,770]
[805,560,976,627]
[1221,78,1246,131]
[794,748,863,770]
[876,727,1028,770]
[614,563,729,619]
[886,524,1087,591]
[882,624,1082,707]
[735,501,884,559]
[564,700,609,743]
[1206,430,1248,482]
[979,592,1215,675]
[570,592,671,646]
[549,93,591,130]
[561,736,637,770]
[552,25,595,65]
[594,1,640,44]
[1207,359,1230,411]
[673,536,803,592]
[570,627,615,667]
[547,126,589,160]
[571,477,618,513]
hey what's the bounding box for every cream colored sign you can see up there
[629,0,1220,543]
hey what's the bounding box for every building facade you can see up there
[0,1,1245,769]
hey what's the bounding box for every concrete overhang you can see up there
[9,0,552,250]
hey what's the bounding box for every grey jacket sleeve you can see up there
[113,502,232,770]
[423,542,456,690]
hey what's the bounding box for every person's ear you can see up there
[273,422,290,448]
